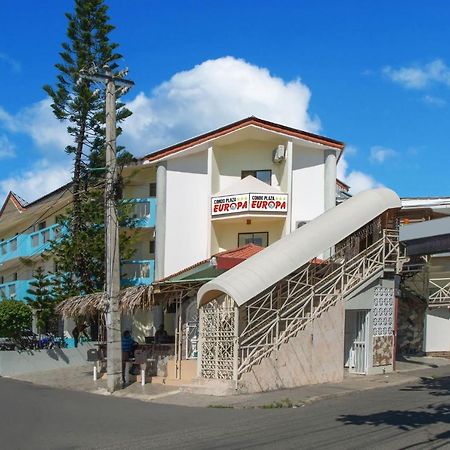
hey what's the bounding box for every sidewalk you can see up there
[9,356,450,409]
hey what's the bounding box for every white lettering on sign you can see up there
[211,193,288,216]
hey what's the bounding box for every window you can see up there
[149,240,155,255]
[241,170,272,185]
[149,183,157,197]
[238,232,269,248]
[0,276,4,284]
[12,272,18,281]
[37,221,46,231]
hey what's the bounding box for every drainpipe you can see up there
[154,162,167,329]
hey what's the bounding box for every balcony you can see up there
[120,259,155,287]
[0,280,32,301]
[122,197,156,228]
[0,224,60,265]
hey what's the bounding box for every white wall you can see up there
[424,309,450,353]
[291,145,325,230]
[214,140,286,194]
[164,151,209,276]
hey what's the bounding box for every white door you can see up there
[349,310,369,374]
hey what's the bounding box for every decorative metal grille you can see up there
[372,287,394,336]
[199,297,235,379]
[237,229,400,376]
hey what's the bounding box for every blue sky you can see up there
[0,0,449,203]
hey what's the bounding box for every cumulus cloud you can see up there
[370,145,397,164]
[123,56,320,154]
[383,59,450,89]
[0,135,15,159]
[0,159,71,205]
[337,154,383,195]
[0,98,70,151]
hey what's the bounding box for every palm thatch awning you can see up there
[56,281,205,318]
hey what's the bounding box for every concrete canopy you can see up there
[198,188,401,307]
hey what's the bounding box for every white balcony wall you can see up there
[164,151,209,276]
[291,145,325,229]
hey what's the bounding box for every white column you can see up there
[154,162,167,329]
[324,149,337,212]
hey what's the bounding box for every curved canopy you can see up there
[198,188,401,307]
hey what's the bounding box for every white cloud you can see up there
[0,159,71,205]
[337,154,383,194]
[0,98,70,152]
[383,59,450,89]
[423,95,446,107]
[0,53,21,73]
[370,145,397,164]
[0,135,15,159]
[123,56,320,154]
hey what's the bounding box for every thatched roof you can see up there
[56,285,154,317]
[56,280,205,318]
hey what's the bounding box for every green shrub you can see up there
[0,299,32,338]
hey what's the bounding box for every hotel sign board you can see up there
[211,193,288,216]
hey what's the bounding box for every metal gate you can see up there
[199,296,236,380]
[349,310,368,374]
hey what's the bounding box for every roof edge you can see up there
[141,116,345,163]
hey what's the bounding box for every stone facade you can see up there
[239,300,345,393]
[397,292,426,355]
[373,335,394,366]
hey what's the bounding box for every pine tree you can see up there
[44,0,134,296]
[25,268,55,335]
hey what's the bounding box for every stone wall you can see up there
[397,292,426,355]
[239,300,344,393]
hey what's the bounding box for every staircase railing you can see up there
[238,230,399,376]
[429,278,450,307]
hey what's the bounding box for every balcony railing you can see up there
[0,280,32,300]
[121,259,155,287]
[122,197,156,228]
[0,224,60,265]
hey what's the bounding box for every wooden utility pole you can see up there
[79,65,134,392]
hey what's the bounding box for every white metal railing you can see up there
[429,278,450,307]
[237,230,399,376]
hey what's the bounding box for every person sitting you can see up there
[121,330,137,359]
[154,324,169,344]
[121,330,137,383]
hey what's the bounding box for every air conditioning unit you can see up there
[272,145,286,163]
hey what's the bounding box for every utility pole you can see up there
[79,65,134,392]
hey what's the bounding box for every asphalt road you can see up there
[1,375,449,450]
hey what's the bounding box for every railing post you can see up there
[233,305,240,387]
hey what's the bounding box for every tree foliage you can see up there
[0,300,32,339]
[50,191,136,297]
[44,0,134,298]
[24,268,56,334]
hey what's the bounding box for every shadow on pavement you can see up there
[337,376,450,445]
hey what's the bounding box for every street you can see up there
[0,375,449,450]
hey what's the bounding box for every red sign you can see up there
[211,193,288,216]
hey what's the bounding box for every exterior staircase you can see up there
[236,230,400,378]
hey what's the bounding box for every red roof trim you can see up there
[0,192,26,217]
[142,116,345,163]
[154,243,264,283]
[336,178,350,191]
